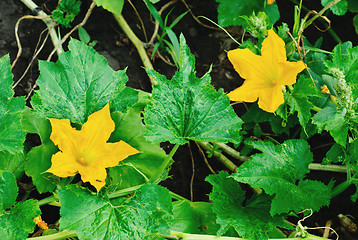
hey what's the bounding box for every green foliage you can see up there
[58,184,173,240]
[51,0,81,28]
[206,171,287,240]
[285,76,319,127]
[0,171,18,210]
[0,152,25,180]
[0,171,41,239]
[232,139,332,215]
[107,107,169,191]
[171,200,220,235]
[144,35,243,145]
[31,38,132,125]
[312,106,349,146]
[0,55,26,154]
[25,142,59,193]
[94,0,124,14]
[216,0,279,27]
[321,0,348,16]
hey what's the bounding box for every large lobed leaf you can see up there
[232,139,331,215]
[58,184,173,240]
[144,35,242,145]
[0,55,26,154]
[206,171,287,240]
[31,38,131,124]
[285,76,319,128]
[0,171,41,239]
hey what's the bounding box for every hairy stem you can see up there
[169,231,330,240]
[27,230,77,240]
[113,13,157,85]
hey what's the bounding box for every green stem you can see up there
[26,230,76,240]
[197,142,238,172]
[331,177,355,198]
[112,13,157,85]
[19,0,62,55]
[308,163,347,173]
[311,105,322,112]
[170,191,188,201]
[213,142,249,162]
[169,231,330,240]
[38,195,59,207]
[108,184,144,199]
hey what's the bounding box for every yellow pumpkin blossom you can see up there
[46,104,139,191]
[227,29,306,113]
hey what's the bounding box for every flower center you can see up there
[76,149,97,166]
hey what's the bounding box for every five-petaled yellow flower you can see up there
[227,29,306,113]
[46,104,139,192]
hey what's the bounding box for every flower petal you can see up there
[81,104,115,148]
[261,29,286,63]
[257,85,284,113]
[46,151,79,177]
[78,165,107,191]
[227,79,263,102]
[280,61,306,86]
[49,118,80,155]
[100,141,140,168]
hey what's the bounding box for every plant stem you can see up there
[38,194,59,207]
[213,142,249,162]
[169,231,330,240]
[170,191,188,201]
[197,142,238,172]
[108,184,144,199]
[331,175,356,198]
[26,230,77,240]
[19,0,62,55]
[308,163,347,173]
[112,13,157,85]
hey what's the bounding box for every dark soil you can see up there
[2,0,358,239]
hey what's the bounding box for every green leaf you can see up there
[107,107,168,191]
[78,26,91,44]
[144,35,242,145]
[0,152,25,180]
[94,0,124,14]
[0,171,18,210]
[286,76,319,127]
[21,108,52,143]
[321,0,348,15]
[354,15,358,35]
[58,184,173,240]
[216,0,263,27]
[0,199,41,240]
[232,139,331,215]
[0,54,13,100]
[31,38,130,124]
[0,55,26,154]
[171,200,219,235]
[206,171,287,240]
[51,0,81,27]
[312,106,349,146]
[25,142,59,193]
[264,3,280,25]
